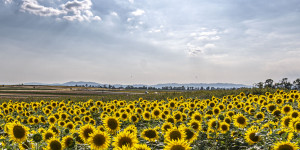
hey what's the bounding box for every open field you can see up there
[1,88,299,150]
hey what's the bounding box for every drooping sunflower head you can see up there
[113,131,138,149]
[141,128,159,142]
[233,114,247,128]
[163,139,191,150]
[88,130,111,150]
[273,141,299,150]
[103,116,121,134]
[79,124,96,143]
[8,122,29,143]
[47,138,62,150]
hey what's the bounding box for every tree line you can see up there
[255,78,300,90]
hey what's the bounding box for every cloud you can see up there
[131,9,145,16]
[128,0,134,4]
[18,0,101,22]
[4,0,12,4]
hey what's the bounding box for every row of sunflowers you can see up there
[0,89,300,149]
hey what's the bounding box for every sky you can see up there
[1,0,300,85]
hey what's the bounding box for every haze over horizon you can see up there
[1,0,300,85]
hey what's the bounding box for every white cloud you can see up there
[18,0,101,22]
[110,11,118,17]
[4,0,13,4]
[128,0,134,4]
[131,9,145,16]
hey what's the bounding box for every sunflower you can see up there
[165,127,186,143]
[141,128,159,142]
[47,138,62,150]
[213,107,221,116]
[48,116,57,125]
[244,127,260,145]
[173,111,183,122]
[267,104,276,112]
[281,116,292,128]
[282,105,293,114]
[62,135,75,149]
[164,139,191,150]
[290,119,300,133]
[165,115,176,124]
[18,140,34,150]
[233,114,247,128]
[88,130,111,150]
[113,131,138,149]
[79,124,96,143]
[129,114,139,123]
[188,120,202,132]
[152,108,161,119]
[290,110,299,118]
[180,125,197,143]
[272,109,281,117]
[124,125,138,136]
[65,122,75,131]
[143,111,151,121]
[134,144,151,150]
[277,128,294,141]
[208,118,220,130]
[103,116,121,134]
[224,117,231,124]
[273,141,299,150]
[8,122,29,143]
[162,122,173,133]
[219,122,230,134]
[255,112,265,122]
[43,130,55,141]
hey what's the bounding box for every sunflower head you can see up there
[233,114,248,128]
[62,135,75,149]
[47,138,62,150]
[244,127,260,145]
[88,130,111,150]
[164,139,191,150]
[79,124,96,143]
[103,116,121,134]
[113,131,138,149]
[141,128,159,142]
[165,127,186,143]
[8,122,29,143]
[273,141,299,150]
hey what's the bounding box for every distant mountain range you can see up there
[22,81,251,89]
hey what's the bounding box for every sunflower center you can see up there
[192,122,199,130]
[170,145,185,150]
[237,117,246,124]
[175,114,181,120]
[249,133,259,142]
[164,125,171,131]
[154,111,160,116]
[118,137,133,147]
[292,112,299,118]
[93,134,105,146]
[284,118,291,127]
[13,125,26,139]
[194,115,201,121]
[65,137,74,147]
[131,116,137,122]
[185,129,194,140]
[145,113,150,118]
[221,125,228,131]
[144,130,157,138]
[256,114,263,119]
[296,123,300,130]
[170,131,181,141]
[107,119,118,130]
[273,110,281,117]
[278,144,293,150]
[50,140,62,150]
[284,107,290,112]
[45,133,53,140]
[83,128,93,139]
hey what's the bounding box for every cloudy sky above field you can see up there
[1,0,300,85]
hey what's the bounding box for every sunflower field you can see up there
[0,89,300,150]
